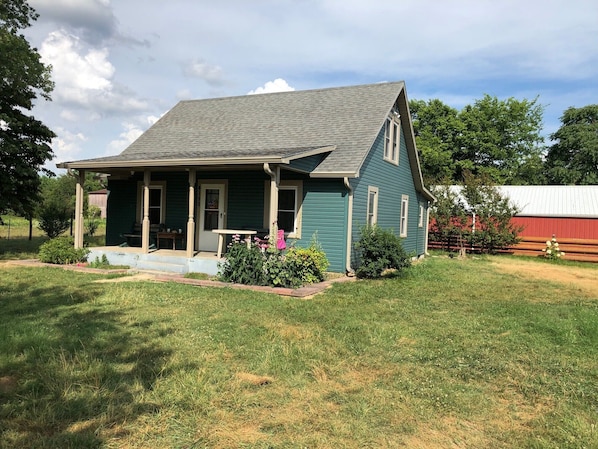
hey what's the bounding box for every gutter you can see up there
[344,177,355,276]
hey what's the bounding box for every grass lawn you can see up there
[0,255,597,448]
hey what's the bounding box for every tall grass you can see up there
[0,256,596,448]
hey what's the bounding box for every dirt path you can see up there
[491,258,598,298]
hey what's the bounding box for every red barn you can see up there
[499,185,598,261]
[501,185,598,240]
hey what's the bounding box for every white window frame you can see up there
[418,203,424,228]
[137,182,166,225]
[400,194,409,237]
[384,113,400,165]
[263,180,303,239]
[367,186,378,226]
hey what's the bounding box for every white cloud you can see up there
[40,30,113,103]
[39,30,148,115]
[106,115,161,155]
[51,127,88,164]
[183,59,226,86]
[247,78,295,95]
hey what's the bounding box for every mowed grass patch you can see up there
[0,257,596,448]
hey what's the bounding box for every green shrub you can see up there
[218,233,330,288]
[88,254,110,268]
[218,234,266,285]
[354,225,411,279]
[285,237,329,285]
[37,204,71,238]
[38,236,90,264]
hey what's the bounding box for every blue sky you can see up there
[24,0,598,173]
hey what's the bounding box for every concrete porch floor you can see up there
[88,246,221,275]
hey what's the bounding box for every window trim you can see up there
[367,186,379,226]
[263,180,303,239]
[384,113,400,165]
[400,194,409,237]
[418,203,424,228]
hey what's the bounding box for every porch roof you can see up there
[58,145,336,170]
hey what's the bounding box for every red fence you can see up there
[429,236,598,263]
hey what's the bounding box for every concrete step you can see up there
[136,259,187,274]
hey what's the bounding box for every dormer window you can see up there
[384,113,400,165]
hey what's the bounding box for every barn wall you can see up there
[513,216,598,240]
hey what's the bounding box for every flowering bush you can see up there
[542,235,565,260]
[217,233,329,288]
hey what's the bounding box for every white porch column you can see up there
[142,170,151,253]
[264,164,279,242]
[74,169,85,249]
[186,169,196,258]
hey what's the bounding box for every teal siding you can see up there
[351,124,427,263]
[225,171,266,229]
[295,178,347,273]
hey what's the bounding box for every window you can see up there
[278,186,297,235]
[367,186,378,226]
[418,204,424,228]
[137,182,166,225]
[264,180,303,238]
[400,194,409,237]
[384,113,400,165]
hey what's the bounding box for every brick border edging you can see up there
[4,259,355,298]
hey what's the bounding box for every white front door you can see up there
[198,183,225,251]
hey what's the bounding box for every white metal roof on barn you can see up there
[497,185,598,218]
[442,185,598,218]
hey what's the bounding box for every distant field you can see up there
[0,215,106,260]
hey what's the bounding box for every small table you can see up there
[212,229,257,258]
[157,231,185,250]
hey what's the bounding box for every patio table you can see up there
[212,229,257,258]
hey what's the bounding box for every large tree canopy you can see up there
[545,104,598,185]
[0,0,55,216]
[411,95,546,185]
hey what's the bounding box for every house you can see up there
[58,81,434,274]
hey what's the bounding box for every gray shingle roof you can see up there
[61,82,407,177]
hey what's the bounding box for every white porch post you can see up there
[74,169,85,249]
[142,170,151,253]
[264,164,279,242]
[186,169,196,258]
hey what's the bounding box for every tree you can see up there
[460,172,522,253]
[411,96,546,185]
[37,174,76,238]
[0,0,55,217]
[545,105,598,185]
[410,99,461,185]
[429,173,522,254]
[457,95,545,184]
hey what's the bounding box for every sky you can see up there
[22,0,598,173]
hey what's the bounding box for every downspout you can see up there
[263,163,279,242]
[344,177,355,276]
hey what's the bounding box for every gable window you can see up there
[367,186,378,226]
[384,114,400,165]
[400,194,409,237]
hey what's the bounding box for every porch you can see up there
[88,246,222,275]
